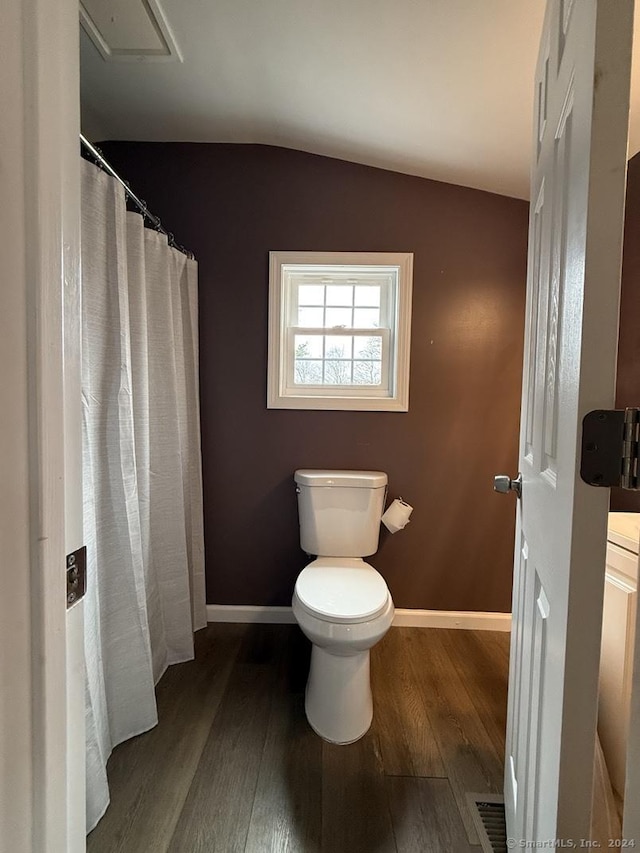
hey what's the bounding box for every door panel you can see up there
[504,0,634,842]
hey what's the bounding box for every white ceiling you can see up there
[80,0,640,200]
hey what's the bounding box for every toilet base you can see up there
[304,645,373,744]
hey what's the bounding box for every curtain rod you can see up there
[80,134,194,259]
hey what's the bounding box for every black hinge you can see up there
[580,408,640,489]
[66,546,87,608]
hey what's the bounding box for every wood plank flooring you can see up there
[87,624,510,853]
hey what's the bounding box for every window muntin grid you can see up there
[283,268,394,396]
[293,332,384,386]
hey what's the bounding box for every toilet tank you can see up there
[294,469,388,557]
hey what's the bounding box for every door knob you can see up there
[494,473,522,498]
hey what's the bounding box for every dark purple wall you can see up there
[613,152,640,512]
[100,142,529,611]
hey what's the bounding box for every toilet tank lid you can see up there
[294,469,387,488]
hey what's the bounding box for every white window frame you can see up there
[267,251,413,411]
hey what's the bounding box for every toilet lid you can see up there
[295,558,390,623]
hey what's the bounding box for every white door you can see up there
[501,0,635,842]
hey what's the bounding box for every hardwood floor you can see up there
[87,624,510,853]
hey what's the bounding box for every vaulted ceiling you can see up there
[80,0,640,200]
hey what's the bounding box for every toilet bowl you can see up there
[293,558,394,743]
[292,470,394,744]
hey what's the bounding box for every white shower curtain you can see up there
[81,159,206,832]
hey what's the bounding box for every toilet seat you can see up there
[295,558,390,624]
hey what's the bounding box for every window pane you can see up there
[325,307,353,328]
[325,335,352,359]
[353,336,382,359]
[323,360,353,384]
[298,284,324,305]
[354,285,381,307]
[294,360,323,384]
[353,307,380,328]
[353,361,382,385]
[295,334,323,359]
[298,306,324,327]
[326,285,353,306]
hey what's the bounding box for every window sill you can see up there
[267,394,409,412]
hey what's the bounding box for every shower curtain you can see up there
[81,159,206,832]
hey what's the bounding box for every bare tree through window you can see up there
[294,340,322,384]
[323,345,352,384]
[295,337,382,386]
[354,336,382,385]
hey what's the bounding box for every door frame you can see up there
[3,0,639,850]
[0,0,84,850]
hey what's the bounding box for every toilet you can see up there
[292,469,394,744]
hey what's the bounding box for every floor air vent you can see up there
[466,793,507,853]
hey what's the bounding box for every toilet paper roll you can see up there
[381,498,413,534]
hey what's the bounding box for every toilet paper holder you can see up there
[381,496,413,533]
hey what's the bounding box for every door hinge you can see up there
[580,408,640,489]
[66,546,87,608]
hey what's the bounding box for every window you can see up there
[267,251,413,411]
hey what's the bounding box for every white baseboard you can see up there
[206,605,297,624]
[206,604,511,632]
[392,609,511,631]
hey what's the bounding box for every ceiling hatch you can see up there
[80,0,182,63]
